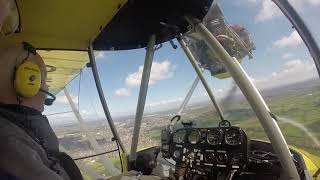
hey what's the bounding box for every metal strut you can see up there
[184,16,300,180]
[130,35,156,160]
[178,35,225,121]
[177,76,200,116]
[64,88,120,175]
[88,45,127,154]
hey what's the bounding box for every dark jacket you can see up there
[0,104,81,180]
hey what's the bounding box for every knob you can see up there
[205,153,215,162]
[216,153,227,164]
[173,150,181,159]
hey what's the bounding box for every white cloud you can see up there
[247,0,258,3]
[146,97,183,108]
[282,52,294,59]
[253,59,318,89]
[255,0,282,22]
[255,0,320,22]
[115,88,131,97]
[233,0,258,6]
[125,60,174,87]
[96,52,105,59]
[307,0,320,5]
[273,31,302,48]
[56,95,78,104]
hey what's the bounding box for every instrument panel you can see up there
[160,120,308,180]
[167,125,248,171]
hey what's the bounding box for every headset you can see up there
[14,42,56,106]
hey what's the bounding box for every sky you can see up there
[44,0,320,125]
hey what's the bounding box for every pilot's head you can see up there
[0,43,48,112]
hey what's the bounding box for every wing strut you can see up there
[178,35,225,121]
[87,45,127,155]
[177,76,200,116]
[184,16,300,180]
[64,88,120,175]
[130,35,156,160]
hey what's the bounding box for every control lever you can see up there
[226,169,237,180]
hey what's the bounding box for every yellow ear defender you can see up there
[14,42,56,105]
[14,60,42,98]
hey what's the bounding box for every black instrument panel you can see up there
[168,126,248,170]
[160,122,309,180]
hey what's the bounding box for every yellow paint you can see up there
[0,0,127,94]
[0,0,127,50]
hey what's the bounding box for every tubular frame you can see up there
[178,35,225,121]
[129,35,156,160]
[185,16,300,179]
[88,45,126,154]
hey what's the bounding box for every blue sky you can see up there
[44,0,320,125]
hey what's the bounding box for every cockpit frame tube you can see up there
[178,34,225,121]
[185,16,300,180]
[177,76,200,116]
[272,0,320,78]
[130,35,156,160]
[88,45,127,154]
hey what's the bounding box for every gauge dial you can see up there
[224,128,242,146]
[205,152,215,162]
[188,129,201,144]
[173,130,186,144]
[173,150,181,159]
[219,120,231,128]
[207,129,223,145]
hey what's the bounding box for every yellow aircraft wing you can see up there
[0,0,127,94]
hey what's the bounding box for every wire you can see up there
[45,111,73,116]
[114,138,124,172]
[82,70,101,122]
[77,70,83,111]
[81,69,124,171]
[163,158,175,166]
[73,149,119,161]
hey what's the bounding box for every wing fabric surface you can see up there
[0,0,127,94]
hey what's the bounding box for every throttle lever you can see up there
[226,169,237,180]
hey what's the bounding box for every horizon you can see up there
[49,77,320,127]
[44,0,320,127]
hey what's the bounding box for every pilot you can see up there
[0,42,83,180]
[0,2,83,179]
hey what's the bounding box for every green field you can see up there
[68,80,320,178]
[151,81,320,158]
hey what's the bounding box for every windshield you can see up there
[180,0,320,166]
[44,0,320,178]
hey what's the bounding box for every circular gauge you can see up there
[188,129,201,144]
[173,129,186,143]
[205,152,215,162]
[224,128,242,146]
[207,129,223,145]
[219,120,231,128]
[173,150,181,159]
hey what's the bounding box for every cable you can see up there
[45,111,73,116]
[163,158,175,166]
[77,70,83,111]
[81,69,125,172]
[114,137,124,172]
[82,70,102,123]
[73,149,119,161]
